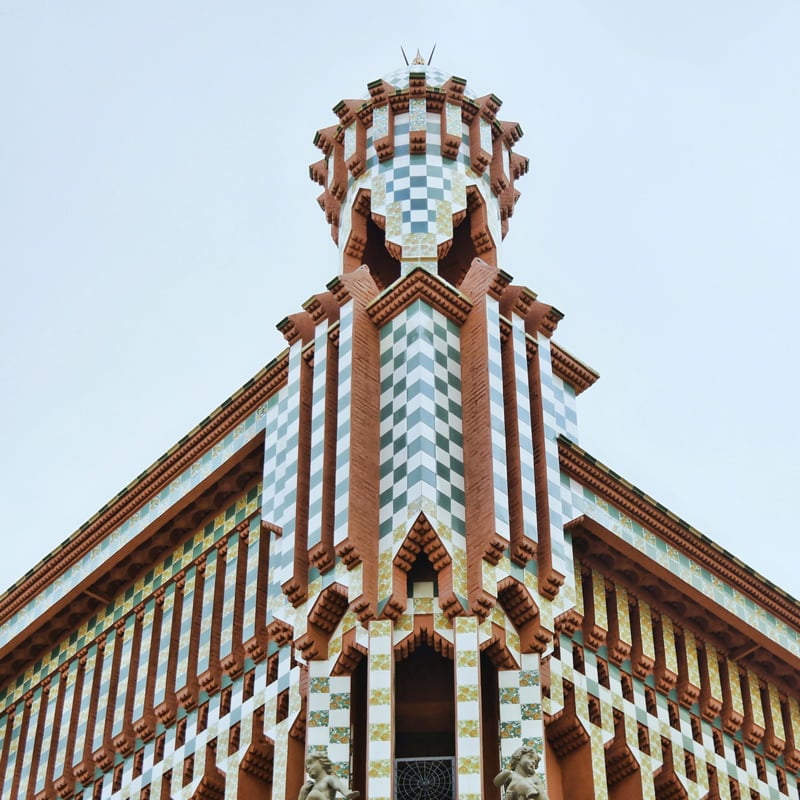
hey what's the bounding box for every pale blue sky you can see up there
[1,2,798,599]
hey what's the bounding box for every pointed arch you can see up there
[393,614,454,662]
[384,513,464,620]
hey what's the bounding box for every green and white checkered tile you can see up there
[333,302,354,551]
[510,314,539,539]
[536,333,569,580]
[307,320,331,558]
[486,297,511,542]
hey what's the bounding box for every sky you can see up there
[1,2,798,603]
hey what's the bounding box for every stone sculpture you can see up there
[493,747,549,800]
[298,751,360,800]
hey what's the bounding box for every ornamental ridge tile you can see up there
[366,268,472,327]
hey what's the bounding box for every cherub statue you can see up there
[298,750,360,800]
[493,746,549,800]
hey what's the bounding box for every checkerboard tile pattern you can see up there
[454,616,482,800]
[71,639,99,773]
[6,66,800,800]
[111,612,137,741]
[263,344,303,596]
[536,333,569,580]
[334,303,354,551]
[487,298,511,542]
[2,482,261,714]
[132,596,156,724]
[53,657,79,782]
[34,669,61,796]
[174,562,199,699]
[307,664,353,777]
[333,65,506,271]
[544,572,800,800]
[2,700,24,797]
[197,545,221,679]
[16,684,41,796]
[377,299,467,607]
[368,620,394,800]
[153,579,177,711]
[0,483,268,795]
[556,473,800,658]
[91,628,118,754]
[511,314,539,539]
[219,532,242,668]
[241,514,266,647]
[307,321,331,559]
[1,405,267,651]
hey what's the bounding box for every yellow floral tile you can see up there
[370,654,391,671]
[457,650,478,668]
[369,723,391,741]
[459,756,482,774]
[368,760,391,778]
[370,688,391,706]
[457,685,478,702]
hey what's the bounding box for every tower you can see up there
[0,59,798,800]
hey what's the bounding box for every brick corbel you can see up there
[333,99,368,178]
[497,576,551,653]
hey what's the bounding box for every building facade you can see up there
[1,61,798,800]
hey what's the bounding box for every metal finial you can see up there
[401,45,435,67]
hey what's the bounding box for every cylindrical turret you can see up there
[311,61,529,289]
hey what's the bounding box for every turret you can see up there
[310,61,529,289]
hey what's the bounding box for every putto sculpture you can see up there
[493,747,549,800]
[298,750,360,800]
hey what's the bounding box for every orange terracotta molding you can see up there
[0,354,289,625]
[558,437,800,632]
[550,343,599,396]
[366,267,473,328]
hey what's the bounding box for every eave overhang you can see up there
[558,436,800,634]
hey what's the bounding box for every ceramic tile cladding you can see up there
[559,472,800,659]
[409,98,426,130]
[5,60,799,800]
[307,321,330,557]
[377,299,466,604]
[347,81,501,267]
[368,621,394,800]
[263,344,303,594]
[307,663,353,778]
[333,302,354,551]
[511,314,539,539]
[487,298,510,540]
[0,405,266,649]
[445,101,463,136]
[536,334,570,579]
[372,103,389,139]
[454,617,482,796]
[499,656,544,763]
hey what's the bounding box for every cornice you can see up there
[0,353,290,624]
[550,343,600,396]
[557,437,800,631]
[366,268,473,327]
